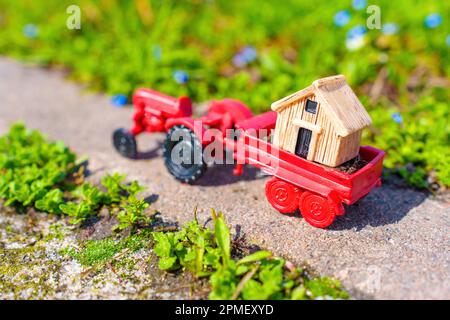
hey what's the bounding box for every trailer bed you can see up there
[229,131,384,206]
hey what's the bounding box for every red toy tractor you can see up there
[113,88,384,228]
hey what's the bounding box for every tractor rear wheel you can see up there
[163,125,206,184]
[265,177,300,214]
[299,191,336,228]
[113,128,137,159]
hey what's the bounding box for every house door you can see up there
[295,128,312,158]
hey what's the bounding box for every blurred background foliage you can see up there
[0,0,448,188]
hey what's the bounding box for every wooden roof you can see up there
[271,75,372,136]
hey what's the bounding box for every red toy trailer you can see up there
[113,88,384,228]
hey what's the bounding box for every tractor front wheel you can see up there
[163,125,206,184]
[113,128,137,159]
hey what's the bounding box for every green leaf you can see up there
[158,256,177,270]
[125,180,146,197]
[236,264,250,276]
[237,250,272,265]
[291,286,307,300]
[241,279,267,300]
[211,209,230,266]
[153,232,173,258]
[35,189,64,214]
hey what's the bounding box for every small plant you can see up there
[153,210,349,300]
[103,175,152,231]
[152,215,218,275]
[100,172,128,205]
[0,123,76,210]
[60,183,104,224]
[114,196,151,232]
[0,123,152,230]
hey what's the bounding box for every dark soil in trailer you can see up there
[336,156,368,174]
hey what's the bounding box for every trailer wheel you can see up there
[265,177,300,214]
[299,191,336,228]
[163,125,206,184]
[113,128,137,159]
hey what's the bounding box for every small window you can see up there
[305,99,317,114]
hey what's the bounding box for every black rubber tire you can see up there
[163,125,206,184]
[113,128,137,159]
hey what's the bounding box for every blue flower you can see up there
[241,46,257,63]
[391,113,403,124]
[424,13,442,29]
[152,44,162,61]
[232,54,247,67]
[232,53,247,67]
[446,34,450,47]
[382,23,399,35]
[23,24,38,39]
[111,94,128,107]
[173,70,189,84]
[334,10,351,27]
[347,24,366,39]
[352,0,367,10]
[232,46,257,67]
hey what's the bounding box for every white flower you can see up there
[346,35,366,51]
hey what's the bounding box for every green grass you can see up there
[0,0,448,187]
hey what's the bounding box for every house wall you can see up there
[314,107,340,165]
[273,94,362,167]
[334,131,362,166]
[273,94,319,154]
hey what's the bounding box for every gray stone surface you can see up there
[0,57,448,299]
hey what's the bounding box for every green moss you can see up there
[304,277,350,300]
[43,222,70,241]
[68,238,121,266]
[0,245,59,299]
[67,230,153,267]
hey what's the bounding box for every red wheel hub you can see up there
[299,192,336,228]
[265,177,300,214]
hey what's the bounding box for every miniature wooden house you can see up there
[271,75,372,167]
